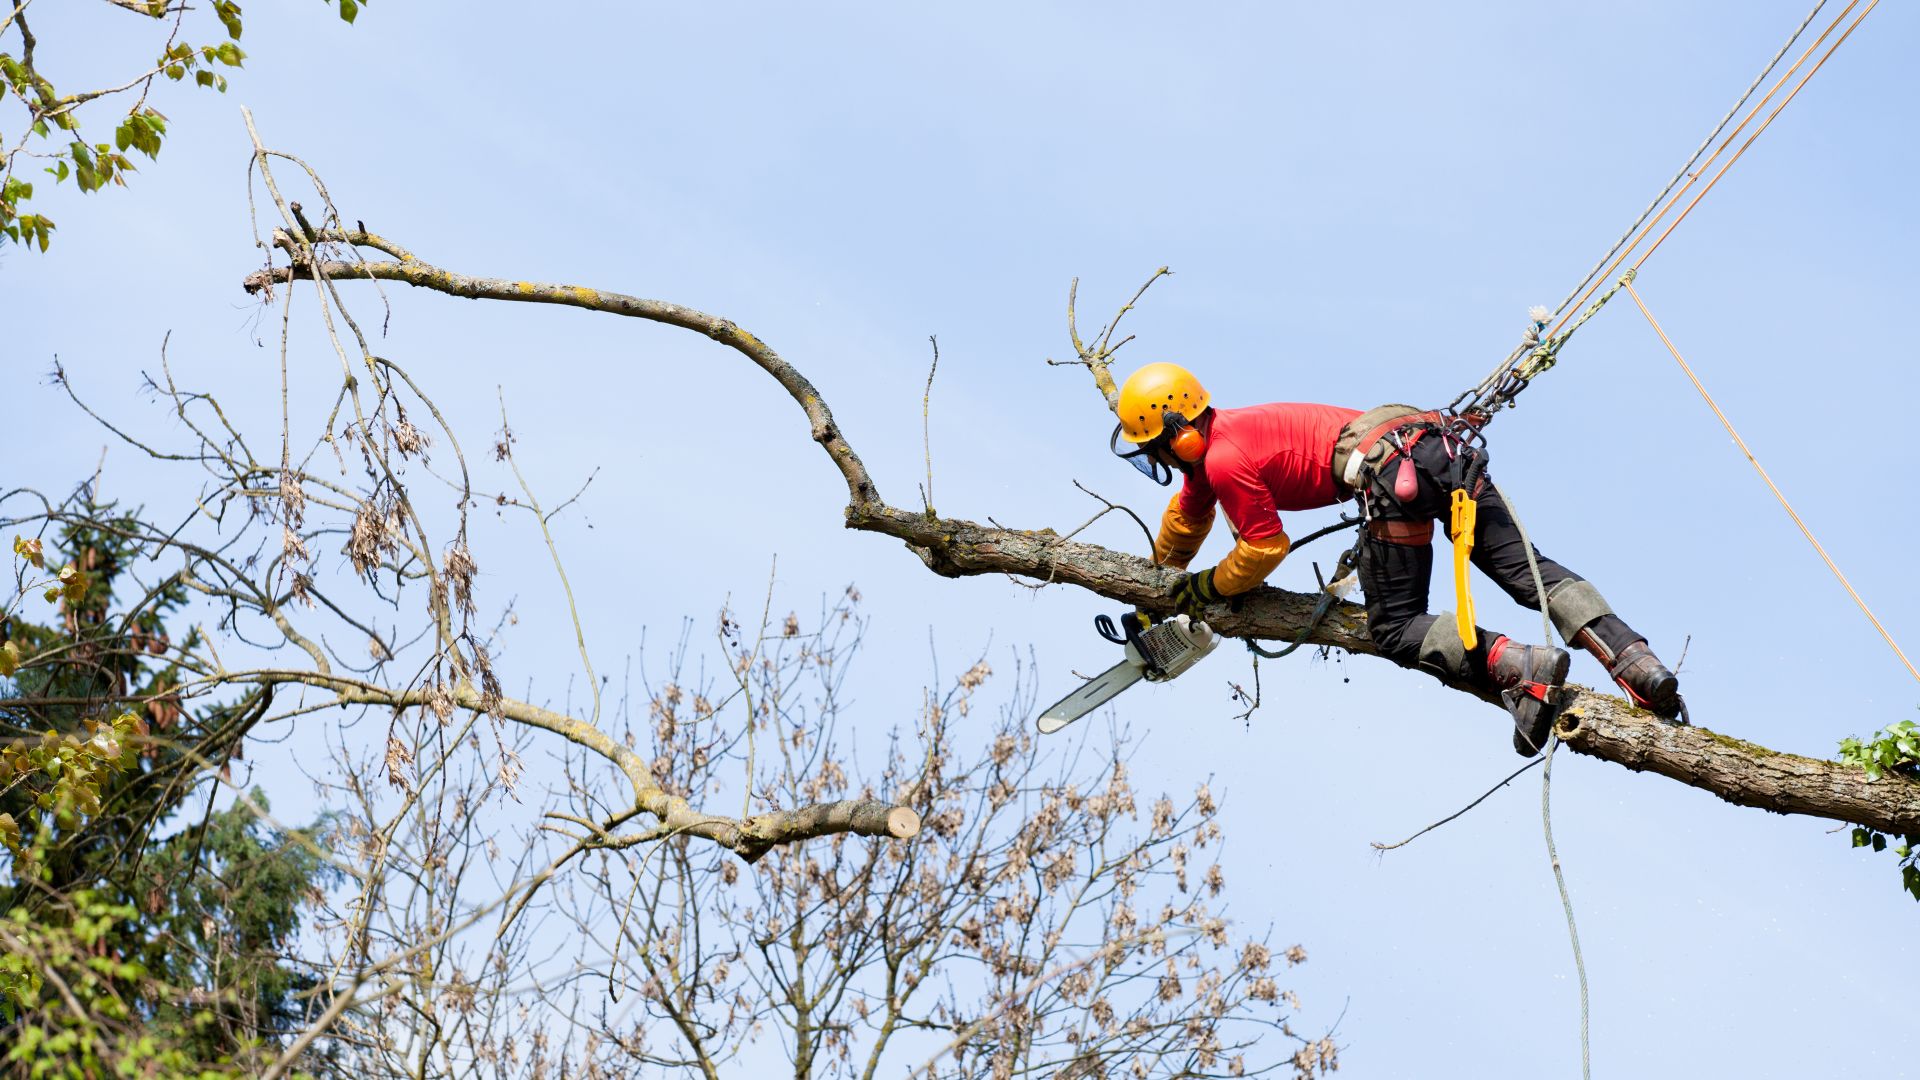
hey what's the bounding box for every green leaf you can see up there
[215,0,245,39]
[1853,827,1871,848]
[339,0,359,23]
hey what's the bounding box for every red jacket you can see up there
[1156,402,1361,593]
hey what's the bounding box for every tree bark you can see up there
[243,233,1920,837]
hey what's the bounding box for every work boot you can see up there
[1570,627,1685,721]
[1487,636,1571,756]
[1603,640,1684,721]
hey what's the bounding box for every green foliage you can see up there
[2,512,335,1068]
[0,892,276,1078]
[0,710,140,870]
[123,793,338,1066]
[1838,716,1920,901]
[0,0,367,252]
[1838,717,1920,782]
[113,108,167,159]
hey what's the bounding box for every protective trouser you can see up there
[1355,432,1643,690]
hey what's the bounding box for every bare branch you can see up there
[921,334,939,517]
[1043,267,1172,410]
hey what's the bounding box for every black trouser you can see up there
[1355,433,1641,688]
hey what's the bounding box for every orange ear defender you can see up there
[1164,411,1207,462]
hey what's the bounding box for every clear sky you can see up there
[9,2,1918,1076]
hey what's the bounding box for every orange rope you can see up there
[1632,0,1879,272]
[1623,280,1920,687]
[1546,0,1863,341]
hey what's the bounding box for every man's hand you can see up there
[1170,567,1223,616]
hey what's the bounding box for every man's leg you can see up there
[1361,436,1584,754]
[1467,482,1683,717]
[1360,484,1570,755]
[1356,514,1502,688]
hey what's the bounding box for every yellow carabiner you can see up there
[1450,489,1478,651]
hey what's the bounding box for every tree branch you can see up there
[241,232,1920,838]
[227,667,919,861]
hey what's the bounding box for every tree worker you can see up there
[1110,361,1683,754]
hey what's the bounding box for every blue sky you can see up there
[9,2,1918,1075]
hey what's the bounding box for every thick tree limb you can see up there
[243,232,1920,837]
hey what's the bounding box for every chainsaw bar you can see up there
[1036,614,1218,735]
[1036,659,1143,734]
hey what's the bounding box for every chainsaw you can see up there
[1036,611,1219,734]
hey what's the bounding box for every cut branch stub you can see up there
[736,802,921,861]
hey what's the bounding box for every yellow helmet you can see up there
[1116,362,1210,444]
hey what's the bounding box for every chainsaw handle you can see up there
[1094,612,1129,645]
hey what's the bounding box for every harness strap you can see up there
[1332,405,1443,490]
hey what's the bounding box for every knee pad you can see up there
[1417,616,1470,680]
[1545,579,1613,642]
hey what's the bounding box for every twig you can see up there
[921,335,939,516]
[1228,655,1261,725]
[741,554,778,819]
[989,481,1159,593]
[1069,479,1158,562]
[1091,266,1171,358]
[1045,267,1173,409]
[1370,757,1544,852]
[497,390,600,726]
[544,466,600,523]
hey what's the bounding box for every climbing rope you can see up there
[1624,280,1920,686]
[1540,737,1590,1080]
[1495,478,1591,1080]
[1248,0,1881,682]
[1244,525,1363,660]
[1542,0,1831,334]
[1628,0,1878,277]
[1451,0,1871,425]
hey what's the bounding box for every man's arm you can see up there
[1211,532,1292,595]
[1173,457,1290,608]
[1153,490,1215,568]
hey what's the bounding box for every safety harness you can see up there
[1244,270,1639,662]
[1341,410,1489,652]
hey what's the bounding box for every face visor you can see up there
[1111,422,1173,486]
